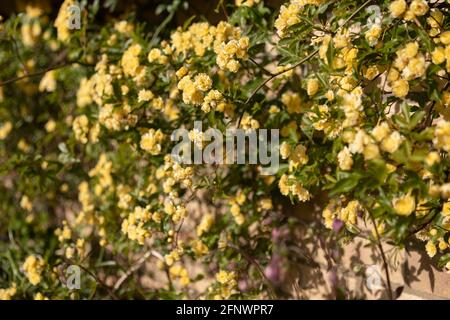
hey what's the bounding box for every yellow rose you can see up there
[363,143,380,160]
[443,202,450,216]
[410,0,429,17]
[440,31,450,46]
[432,47,446,65]
[392,79,409,98]
[389,0,407,18]
[425,240,437,258]
[393,193,416,216]
[307,78,320,96]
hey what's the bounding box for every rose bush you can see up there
[0,0,449,300]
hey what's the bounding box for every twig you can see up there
[174,218,185,249]
[248,57,274,76]
[246,49,319,105]
[408,210,439,237]
[368,213,393,300]
[337,0,373,32]
[113,250,163,291]
[150,1,180,48]
[236,49,319,128]
[11,36,29,75]
[0,63,69,87]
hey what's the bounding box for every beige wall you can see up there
[284,200,450,300]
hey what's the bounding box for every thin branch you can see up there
[407,210,439,237]
[0,49,69,87]
[248,57,274,76]
[337,0,373,32]
[246,49,319,105]
[113,249,163,291]
[150,1,180,48]
[11,36,29,75]
[368,213,393,300]
[0,63,69,87]
[236,49,319,128]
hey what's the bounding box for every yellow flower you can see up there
[280,142,292,160]
[34,292,49,300]
[114,20,134,34]
[194,73,212,92]
[289,144,308,166]
[371,122,390,142]
[281,92,302,114]
[0,283,17,300]
[365,24,382,46]
[440,31,450,46]
[23,255,45,285]
[393,193,416,216]
[0,121,12,140]
[425,152,440,166]
[39,70,56,92]
[216,270,236,285]
[410,0,429,17]
[427,9,443,28]
[363,143,380,160]
[121,44,142,77]
[389,0,407,18]
[140,129,164,155]
[278,174,290,196]
[325,90,335,101]
[192,239,209,257]
[340,200,360,224]
[138,89,154,102]
[439,239,448,251]
[337,147,353,171]
[147,48,166,64]
[425,240,437,258]
[274,3,301,37]
[442,202,450,217]
[307,78,320,96]
[432,47,446,65]
[433,120,450,152]
[364,65,380,80]
[176,66,188,79]
[196,213,214,237]
[20,195,33,212]
[381,131,403,153]
[72,115,89,144]
[54,0,74,42]
[392,79,409,98]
